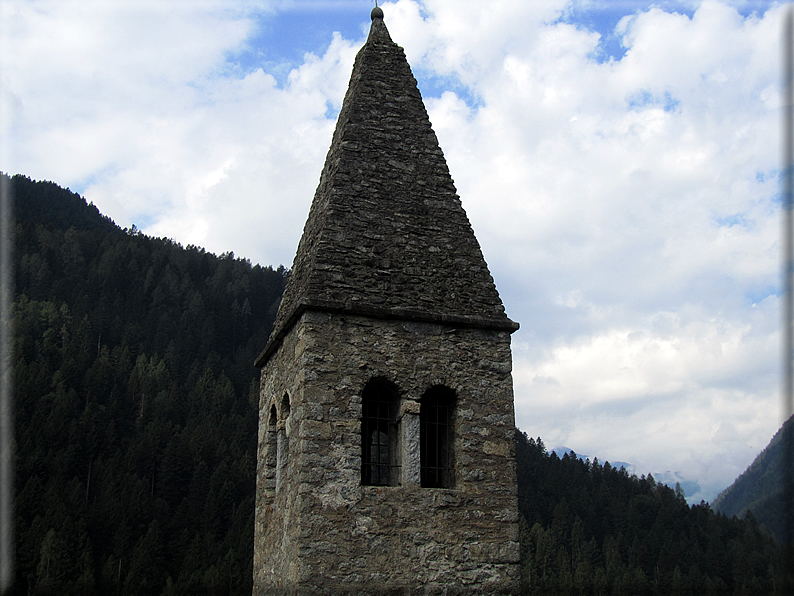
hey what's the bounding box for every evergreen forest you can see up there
[5,174,791,594]
[515,431,790,594]
[9,174,286,594]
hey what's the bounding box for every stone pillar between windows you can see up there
[275,420,289,493]
[264,427,277,498]
[400,399,420,486]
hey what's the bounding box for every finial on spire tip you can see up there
[371,5,384,20]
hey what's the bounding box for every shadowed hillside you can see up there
[9,174,286,594]
[711,414,794,546]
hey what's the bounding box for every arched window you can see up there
[361,379,400,486]
[420,386,456,488]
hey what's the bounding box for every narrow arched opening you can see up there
[361,378,400,486]
[276,393,291,492]
[420,385,456,488]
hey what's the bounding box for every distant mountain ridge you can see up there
[712,414,794,544]
[552,446,701,500]
[551,446,631,471]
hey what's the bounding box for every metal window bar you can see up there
[361,385,399,486]
[421,393,454,488]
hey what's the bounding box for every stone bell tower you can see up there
[253,7,520,594]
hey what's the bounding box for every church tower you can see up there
[253,8,520,594]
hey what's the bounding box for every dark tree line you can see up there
[9,174,286,594]
[516,430,790,594]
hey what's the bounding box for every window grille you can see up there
[420,386,455,488]
[361,379,400,486]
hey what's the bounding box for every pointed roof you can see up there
[256,9,517,367]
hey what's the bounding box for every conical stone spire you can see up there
[253,12,521,592]
[257,10,517,367]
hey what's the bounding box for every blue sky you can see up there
[232,3,367,83]
[0,0,787,502]
[226,1,697,106]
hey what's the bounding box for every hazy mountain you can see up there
[712,414,794,544]
[552,446,701,501]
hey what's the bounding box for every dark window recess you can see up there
[361,379,400,486]
[276,395,290,493]
[421,386,456,488]
[264,405,278,498]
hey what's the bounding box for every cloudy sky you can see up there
[1,0,788,502]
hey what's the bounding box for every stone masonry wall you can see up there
[253,310,520,595]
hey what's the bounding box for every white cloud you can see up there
[407,0,784,499]
[2,0,361,265]
[1,0,786,501]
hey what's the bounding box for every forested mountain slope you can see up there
[711,414,794,546]
[9,174,286,594]
[516,431,788,594]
